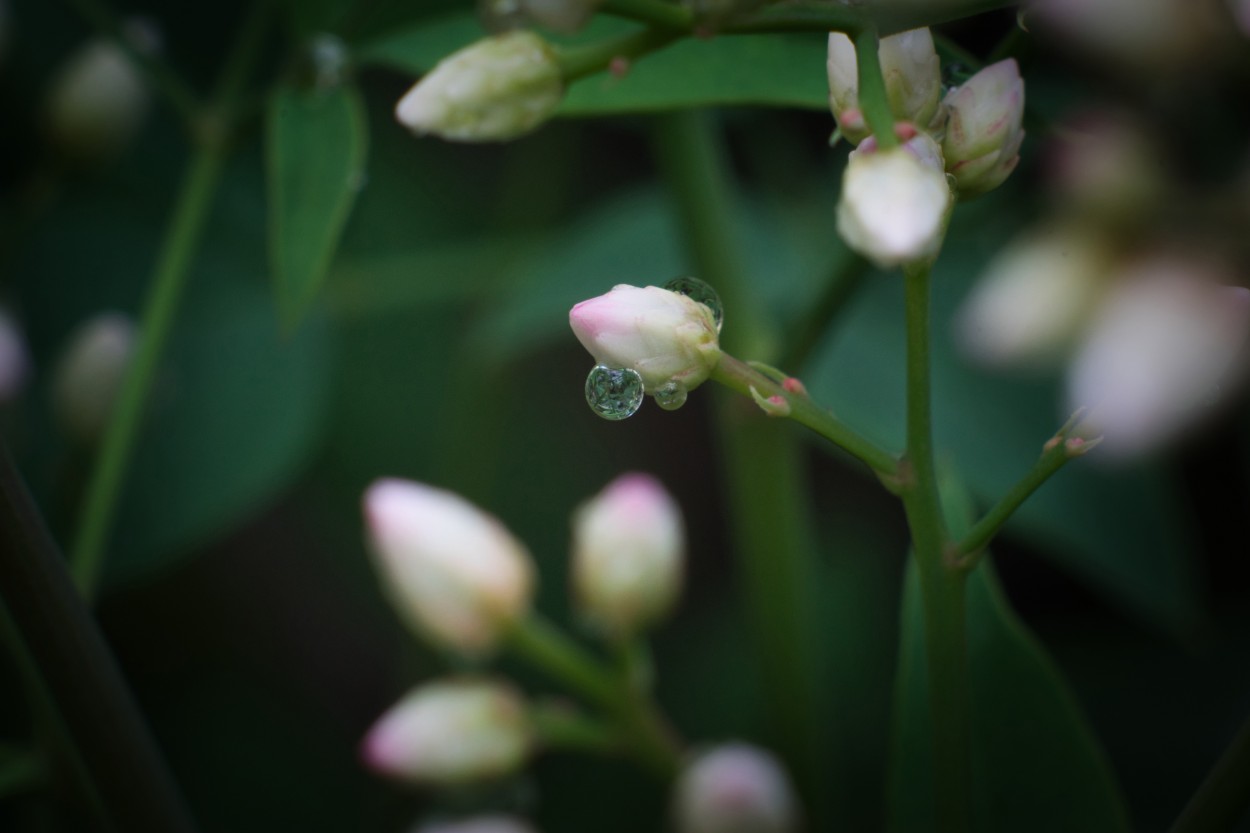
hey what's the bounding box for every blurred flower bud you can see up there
[572,473,684,636]
[837,132,953,267]
[827,28,943,146]
[362,678,531,785]
[673,743,799,833]
[51,312,136,444]
[417,816,537,833]
[1066,258,1250,457]
[363,479,534,656]
[955,225,1113,370]
[1029,0,1220,72]
[569,285,721,395]
[1235,0,1250,37]
[1045,111,1165,223]
[0,306,29,404]
[942,59,1025,198]
[395,31,562,142]
[480,0,600,34]
[44,20,158,165]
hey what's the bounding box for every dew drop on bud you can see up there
[654,381,687,411]
[585,365,644,420]
[664,276,724,333]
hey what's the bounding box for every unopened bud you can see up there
[417,816,537,833]
[395,31,562,142]
[362,678,531,784]
[51,312,136,444]
[572,473,684,635]
[827,28,943,146]
[1066,258,1250,457]
[1045,111,1164,222]
[942,59,1025,198]
[363,479,534,656]
[748,386,791,418]
[837,132,953,267]
[0,306,29,404]
[673,743,799,833]
[569,285,721,395]
[955,225,1113,370]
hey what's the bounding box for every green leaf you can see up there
[266,83,368,330]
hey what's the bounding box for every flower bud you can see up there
[572,473,684,635]
[941,59,1025,198]
[955,225,1113,370]
[1044,111,1164,223]
[51,312,136,444]
[363,479,534,656]
[0,306,29,404]
[1066,258,1250,457]
[395,31,563,142]
[836,132,953,268]
[569,285,721,395]
[827,28,943,146]
[418,816,537,833]
[362,678,531,784]
[673,743,799,833]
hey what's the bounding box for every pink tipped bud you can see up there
[942,59,1025,198]
[1066,258,1250,457]
[572,473,684,635]
[569,285,721,395]
[363,480,534,656]
[673,743,800,833]
[362,678,531,785]
[395,31,563,142]
[51,312,136,444]
[0,306,30,404]
[827,28,944,146]
[837,133,953,268]
[417,816,537,833]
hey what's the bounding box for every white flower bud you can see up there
[0,306,30,404]
[395,31,563,142]
[955,225,1113,370]
[673,743,799,833]
[51,312,136,444]
[836,133,953,268]
[569,285,721,394]
[942,59,1025,198]
[827,28,943,146]
[362,678,531,784]
[1030,0,1217,72]
[363,479,534,656]
[417,816,537,833]
[1066,259,1250,457]
[572,473,684,636]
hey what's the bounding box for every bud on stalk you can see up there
[827,28,943,146]
[942,59,1025,198]
[673,743,799,833]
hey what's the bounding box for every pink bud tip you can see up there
[781,377,807,396]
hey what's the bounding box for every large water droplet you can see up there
[654,381,688,411]
[585,365,644,420]
[664,276,724,332]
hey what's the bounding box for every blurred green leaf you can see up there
[266,83,368,329]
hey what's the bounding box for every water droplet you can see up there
[585,365,644,420]
[654,381,687,411]
[664,276,724,332]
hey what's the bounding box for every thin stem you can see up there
[505,616,681,777]
[0,444,197,832]
[69,3,273,598]
[854,27,899,150]
[900,262,970,833]
[530,702,623,755]
[710,353,899,478]
[557,27,682,82]
[599,0,692,29]
[1170,712,1250,833]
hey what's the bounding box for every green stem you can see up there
[0,444,196,832]
[900,262,970,833]
[505,616,681,777]
[530,702,623,756]
[854,27,899,150]
[599,0,692,29]
[1170,713,1250,833]
[710,353,899,477]
[556,27,682,82]
[69,3,273,598]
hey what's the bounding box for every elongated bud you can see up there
[572,473,684,636]
[955,225,1113,370]
[942,59,1025,198]
[0,306,29,404]
[1066,258,1250,457]
[837,132,953,268]
[569,285,721,394]
[362,678,531,784]
[363,480,534,656]
[418,817,537,833]
[395,31,562,142]
[51,312,136,444]
[44,20,158,165]
[827,28,943,146]
[673,744,799,833]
